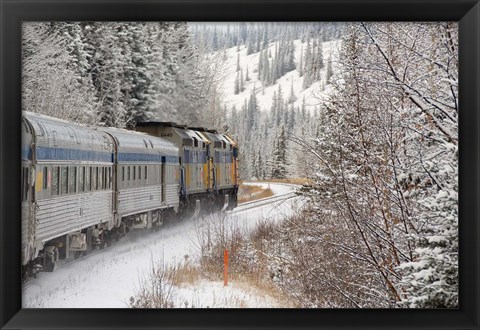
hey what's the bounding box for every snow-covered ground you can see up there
[22,182,302,308]
[171,279,285,308]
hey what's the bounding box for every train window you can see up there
[145,166,147,180]
[102,168,106,189]
[103,168,107,189]
[98,167,103,190]
[102,167,107,189]
[193,137,198,148]
[52,167,59,195]
[101,167,105,189]
[79,166,85,192]
[61,167,68,194]
[86,167,91,191]
[92,167,97,191]
[108,168,111,189]
[43,167,48,190]
[69,166,76,193]
[133,166,136,180]
[122,166,125,181]
[127,166,130,181]
[138,166,141,180]
[97,167,102,190]
[97,167,101,190]
[103,167,107,189]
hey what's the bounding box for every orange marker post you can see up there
[224,249,229,286]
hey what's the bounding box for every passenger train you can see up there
[21,111,239,277]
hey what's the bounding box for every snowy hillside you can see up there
[216,39,341,114]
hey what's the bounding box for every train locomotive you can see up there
[21,111,239,277]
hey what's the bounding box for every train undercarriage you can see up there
[22,189,238,280]
[22,207,176,280]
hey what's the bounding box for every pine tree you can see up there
[251,152,258,180]
[257,151,264,179]
[288,78,297,104]
[276,85,284,127]
[22,22,98,124]
[271,126,288,179]
[303,37,312,89]
[212,26,219,50]
[234,71,240,95]
[240,68,245,92]
[326,54,333,84]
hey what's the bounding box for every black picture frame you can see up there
[1,0,479,329]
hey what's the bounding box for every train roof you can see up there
[134,119,237,149]
[135,121,187,129]
[100,127,178,157]
[201,131,236,149]
[23,111,115,162]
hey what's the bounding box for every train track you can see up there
[23,184,299,287]
[230,190,298,213]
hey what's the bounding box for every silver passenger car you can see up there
[101,128,180,228]
[22,112,116,269]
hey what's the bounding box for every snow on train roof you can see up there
[100,127,178,156]
[183,128,210,144]
[202,131,234,149]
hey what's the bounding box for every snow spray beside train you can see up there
[21,111,239,278]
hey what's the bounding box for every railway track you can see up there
[230,190,297,213]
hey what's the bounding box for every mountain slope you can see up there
[217,39,341,114]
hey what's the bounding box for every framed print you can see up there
[1,0,479,329]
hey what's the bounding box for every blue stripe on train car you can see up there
[118,152,162,162]
[36,146,113,163]
[162,155,180,164]
[118,153,179,163]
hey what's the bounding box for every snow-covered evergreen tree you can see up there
[271,126,288,179]
[22,22,98,124]
[295,22,458,307]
